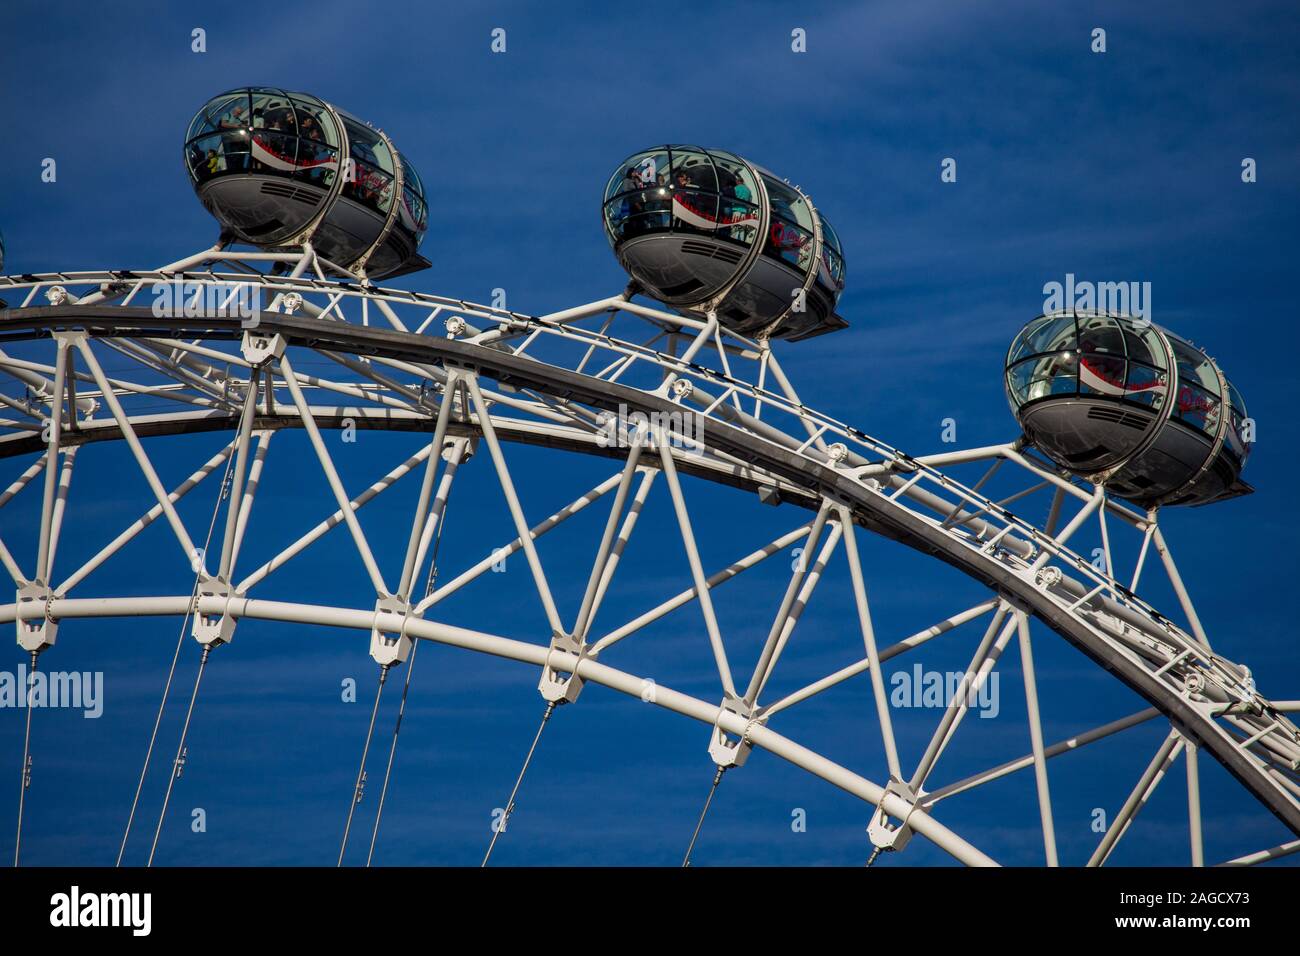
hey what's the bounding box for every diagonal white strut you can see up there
[278,351,389,597]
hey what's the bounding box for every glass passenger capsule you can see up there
[602,146,847,342]
[1005,311,1253,507]
[183,88,429,280]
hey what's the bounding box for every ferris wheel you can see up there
[2,90,1298,869]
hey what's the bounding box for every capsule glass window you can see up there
[1008,313,1077,365]
[760,175,816,273]
[1122,362,1167,409]
[1170,338,1220,396]
[666,149,720,236]
[709,151,760,247]
[341,118,395,216]
[1076,314,1127,398]
[191,130,254,181]
[250,90,298,134]
[1176,381,1221,434]
[625,149,670,191]
[1077,313,1126,357]
[605,166,633,204]
[761,175,814,231]
[818,217,846,290]
[399,155,428,238]
[669,149,717,192]
[604,158,672,240]
[1120,321,1166,369]
[186,91,251,142]
[1008,352,1078,406]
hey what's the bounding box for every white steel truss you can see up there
[0,247,1297,868]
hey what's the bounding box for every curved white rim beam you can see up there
[0,592,997,867]
[2,301,1296,847]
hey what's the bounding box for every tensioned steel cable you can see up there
[365,488,453,867]
[147,642,211,866]
[481,701,556,867]
[118,438,240,867]
[13,651,38,867]
[144,375,257,867]
[337,663,390,866]
[681,766,726,867]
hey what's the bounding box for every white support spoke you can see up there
[840,506,904,783]
[0,454,48,510]
[582,469,656,642]
[590,522,813,657]
[1016,609,1059,867]
[1030,486,1104,572]
[1044,486,1065,536]
[939,459,1004,528]
[655,427,737,698]
[464,374,565,637]
[765,351,831,456]
[76,338,199,566]
[910,606,1017,792]
[43,446,79,580]
[922,708,1160,806]
[100,337,235,409]
[744,500,834,703]
[144,338,252,372]
[217,372,261,581]
[2,352,223,411]
[1151,524,1212,650]
[408,438,469,599]
[572,432,648,642]
[1219,838,1300,867]
[749,517,843,707]
[318,349,428,411]
[761,600,1000,719]
[57,443,235,596]
[278,351,389,597]
[1186,739,1204,867]
[416,471,625,616]
[0,530,24,584]
[0,392,44,423]
[396,376,461,601]
[1004,445,1148,531]
[35,339,70,583]
[656,313,717,396]
[229,431,273,575]
[238,441,428,594]
[289,368,420,414]
[1087,730,1185,867]
[908,445,1012,470]
[1131,520,1156,591]
[1097,493,1115,582]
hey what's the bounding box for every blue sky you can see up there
[1,0,1298,866]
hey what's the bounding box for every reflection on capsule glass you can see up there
[603,146,847,342]
[1005,311,1252,507]
[184,87,429,280]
